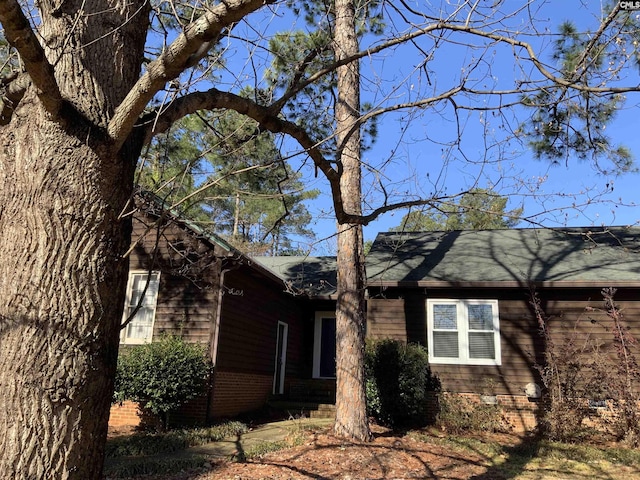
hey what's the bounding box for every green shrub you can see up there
[114,335,212,428]
[365,339,440,427]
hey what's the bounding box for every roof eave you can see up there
[367,279,640,289]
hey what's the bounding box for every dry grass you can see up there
[108,424,640,480]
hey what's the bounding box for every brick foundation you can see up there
[496,394,540,431]
[210,370,274,418]
[108,395,209,429]
[108,372,274,428]
[108,401,141,428]
[430,392,541,432]
[171,395,209,426]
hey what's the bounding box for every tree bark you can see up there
[333,0,372,442]
[0,1,148,477]
[0,93,134,479]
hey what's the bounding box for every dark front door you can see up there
[273,321,288,395]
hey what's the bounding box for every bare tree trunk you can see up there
[0,95,134,479]
[233,191,241,236]
[333,0,372,442]
[0,1,148,477]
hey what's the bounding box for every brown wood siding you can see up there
[215,265,306,380]
[128,212,222,345]
[367,287,640,396]
[367,299,406,341]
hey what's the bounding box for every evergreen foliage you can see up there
[114,335,212,429]
[365,339,440,428]
[521,11,640,174]
[138,102,319,255]
[392,188,522,232]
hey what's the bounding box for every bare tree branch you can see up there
[109,0,274,149]
[136,87,360,219]
[133,3,640,227]
[0,0,62,117]
[0,71,29,125]
[569,3,621,81]
[275,15,640,117]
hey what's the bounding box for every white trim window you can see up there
[427,299,501,366]
[313,312,336,379]
[121,271,160,344]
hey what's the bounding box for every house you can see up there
[365,227,640,429]
[110,193,325,427]
[110,202,640,431]
[254,256,338,404]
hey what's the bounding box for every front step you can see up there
[310,403,336,419]
[267,400,336,419]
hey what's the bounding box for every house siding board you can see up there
[366,286,640,396]
[215,265,306,379]
[367,299,406,341]
[128,211,223,346]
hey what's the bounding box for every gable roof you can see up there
[366,227,640,288]
[253,256,338,298]
[134,189,286,287]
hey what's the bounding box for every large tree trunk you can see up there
[333,0,372,442]
[0,1,149,477]
[0,94,134,479]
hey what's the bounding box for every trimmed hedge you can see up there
[114,335,212,428]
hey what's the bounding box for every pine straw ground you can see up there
[201,426,489,479]
[117,424,640,480]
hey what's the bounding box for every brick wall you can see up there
[108,401,141,428]
[108,372,273,427]
[210,370,273,418]
[495,394,540,431]
[171,395,209,426]
[108,395,209,429]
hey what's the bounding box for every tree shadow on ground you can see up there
[231,427,640,480]
[466,432,640,480]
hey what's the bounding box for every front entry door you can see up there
[273,321,288,395]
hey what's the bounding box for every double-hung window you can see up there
[427,299,501,365]
[121,271,160,344]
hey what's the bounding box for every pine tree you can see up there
[393,189,523,232]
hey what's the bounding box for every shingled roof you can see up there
[366,227,640,287]
[253,256,338,298]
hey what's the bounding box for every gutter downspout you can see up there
[211,265,231,368]
[206,261,232,422]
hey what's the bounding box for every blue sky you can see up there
[205,1,640,254]
[290,1,640,254]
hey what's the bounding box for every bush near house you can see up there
[435,393,510,434]
[114,335,212,429]
[532,288,640,445]
[365,339,441,427]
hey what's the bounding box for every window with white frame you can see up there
[121,271,160,344]
[427,299,501,365]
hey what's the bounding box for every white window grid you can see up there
[427,299,501,366]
